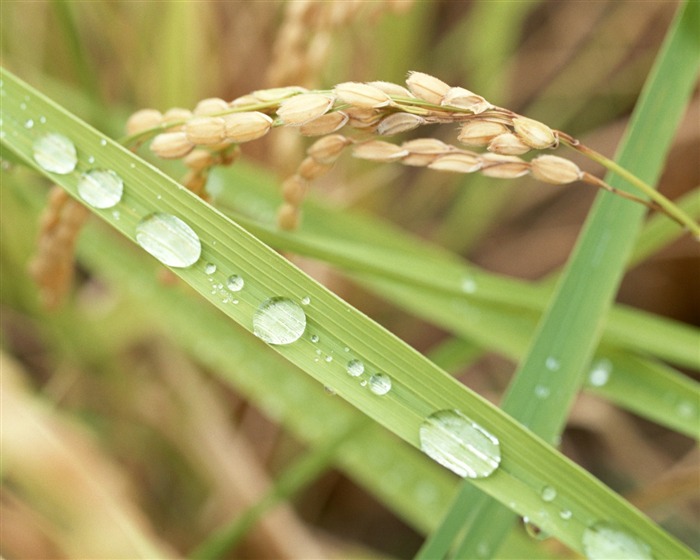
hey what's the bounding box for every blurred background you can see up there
[1,1,698,558]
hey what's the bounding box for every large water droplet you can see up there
[419,409,501,478]
[227,274,244,292]
[253,297,307,345]
[77,169,123,209]
[541,485,557,502]
[32,132,77,174]
[368,373,392,395]
[346,359,364,377]
[582,522,652,559]
[135,213,201,267]
[589,359,612,387]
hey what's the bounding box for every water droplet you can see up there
[310,334,319,343]
[39,116,47,124]
[346,359,364,377]
[112,210,121,220]
[226,274,244,291]
[360,379,367,387]
[205,263,217,275]
[545,356,560,371]
[253,297,307,345]
[461,276,477,294]
[135,213,201,267]
[315,348,322,355]
[343,346,350,352]
[559,509,572,520]
[24,118,34,129]
[100,138,107,146]
[523,517,549,541]
[419,409,501,478]
[676,400,695,418]
[324,385,336,395]
[582,522,652,559]
[32,132,77,174]
[589,358,612,387]
[534,385,551,399]
[87,155,95,164]
[368,373,392,395]
[20,102,27,110]
[541,485,557,502]
[301,296,311,305]
[77,169,123,209]
[324,355,333,363]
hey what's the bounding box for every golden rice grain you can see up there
[405,71,450,104]
[352,140,409,162]
[151,132,195,159]
[277,93,335,125]
[530,155,582,184]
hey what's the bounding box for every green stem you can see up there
[561,136,700,239]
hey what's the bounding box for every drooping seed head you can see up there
[194,97,229,115]
[376,113,425,136]
[282,175,308,205]
[479,153,530,178]
[162,107,193,131]
[406,71,451,104]
[184,149,216,171]
[334,82,392,108]
[253,86,308,102]
[185,116,227,145]
[353,140,409,162]
[530,155,582,184]
[307,134,350,164]
[458,121,510,146]
[428,152,482,173]
[367,81,412,97]
[278,202,300,230]
[223,112,273,143]
[512,116,557,149]
[442,87,491,114]
[150,132,195,159]
[299,111,349,136]
[487,132,531,155]
[126,109,163,135]
[298,156,334,180]
[277,93,335,125]
[401,138,453,166]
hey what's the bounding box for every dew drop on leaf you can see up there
[226,274,244,291]
[346,359,364,377]
[582,522,652,559]
[33,132,77,174]
[419,409,501,478]
[253,297,307,345]
[135,212,201,268]
[368,373,391,395]
[77,169,123,209]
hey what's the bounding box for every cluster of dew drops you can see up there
[24,115,656,559]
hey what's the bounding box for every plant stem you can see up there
[559,134,700,239]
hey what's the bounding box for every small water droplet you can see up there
[559,509,572,520]
[582,522,652,559]
[135,213,201,267]
[226,274,244,291]
[253,297,307,345]
[77,169,123,209]
[368,373,392,395]
[346,359,364,377]
[461,276,477,294]
[310,334,319,343]
[589,358,612,387]
[130,163,136,169]
[24,118,34,129]
[324,386,336,395]
[205,263,217,275]
[534,385,551,399]
[32,132,77,174]
[343,346,350,352]
[315,348,322,355]
[100,138,107,146]
[541,485,557,502]
[301,296,311,305]
[523,517,549,541]
[419,409,501,478]
[676,400,695,418]
[324,355,333,363]
[545,356,560,371]
[20,102,27,110]
[360,379,367,387]
[39,116,47,124]
[112,210,121,220]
